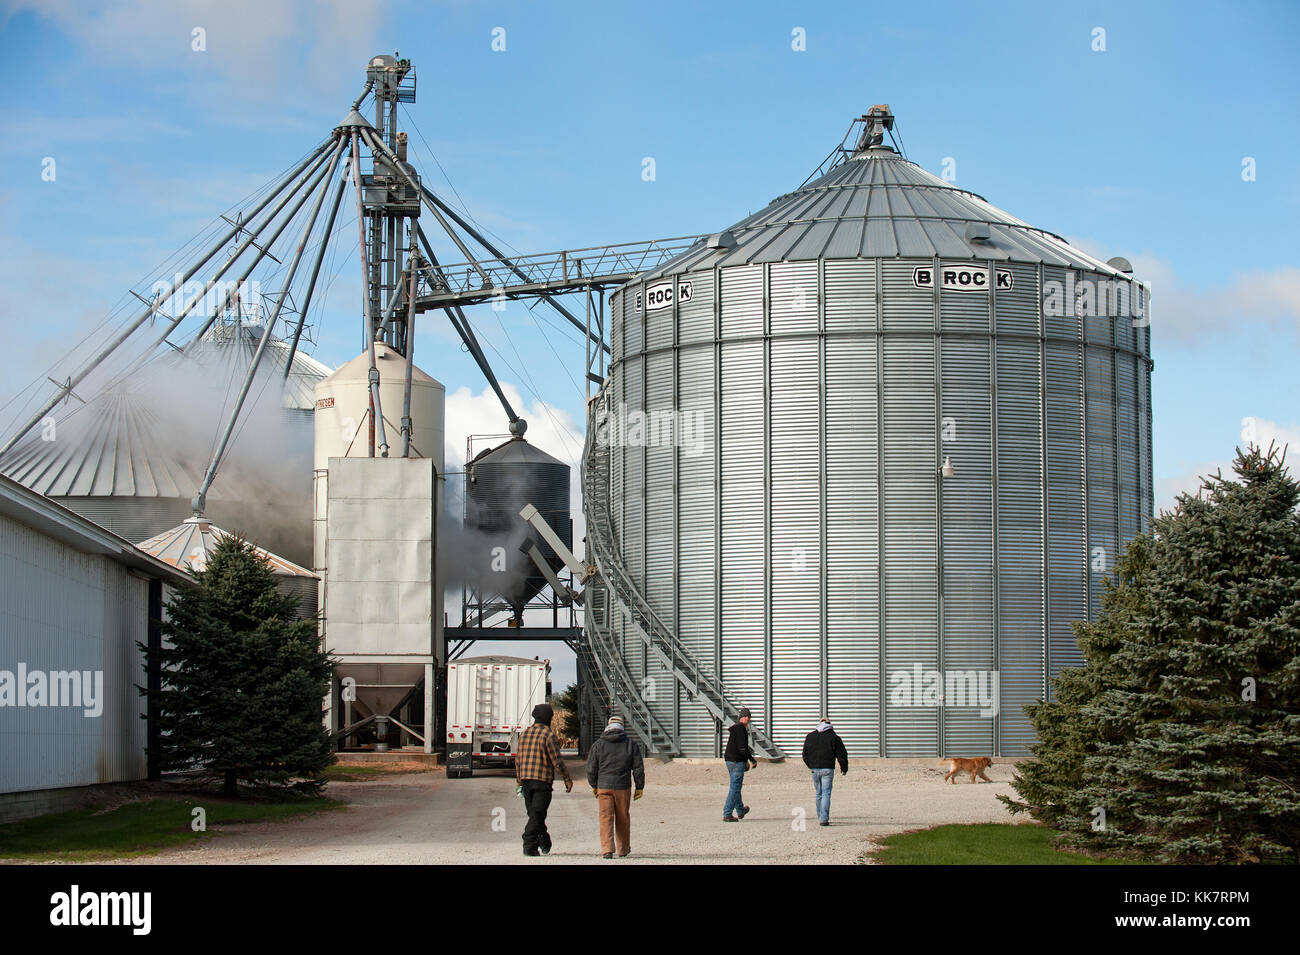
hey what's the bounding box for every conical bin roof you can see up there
[136,515,316,578]
[644,143,1125,277]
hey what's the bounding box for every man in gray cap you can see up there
[722,708,758,822]
[585,715,645,858]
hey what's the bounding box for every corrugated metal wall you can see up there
[0,512,150,794]
[769,263,820,754]
[604,257,1153,757]
[824,262,880,754]
[55,496,192,547]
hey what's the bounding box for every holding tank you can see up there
[465,436,571,613]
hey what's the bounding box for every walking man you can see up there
[801,716,848,826]
[585,715,645,858]
[723,707,758,822]
[516,703,573,857]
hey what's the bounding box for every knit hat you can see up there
[605,715,624,731]
[738,708,752,720]
[532,703,554,725]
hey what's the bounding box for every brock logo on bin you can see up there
[914,265,1012,292]
[637,280,693,311]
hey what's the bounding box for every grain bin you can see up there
[136,516,318,620]
[466,437,571,612]
[312,345,445,726]
[586,108,1153,758]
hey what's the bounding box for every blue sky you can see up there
[2,0,1298,684]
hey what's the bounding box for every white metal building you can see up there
[0,473,190,822]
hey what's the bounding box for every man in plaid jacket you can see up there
[516,703,573,857]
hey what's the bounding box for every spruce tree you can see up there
[1003,444,1300,863]
[141,533,335,796]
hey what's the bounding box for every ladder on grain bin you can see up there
[574,390,786,761]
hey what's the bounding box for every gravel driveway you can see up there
[110,757,1023,865]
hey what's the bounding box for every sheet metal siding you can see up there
[994,297,1046,754]
[1138,285,1154,531]
[0,511,149,794]
[769,333,820,754]
[675,341,718,753]
[881,260,938,755]
[643,319,675,732]
[824,263,881,754]
[718,334,766,731]
[602,253,1151,757]
[55,496,194,546]
[939,330,995,755]
[1086,341,1117,622]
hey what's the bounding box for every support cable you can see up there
[0,138,334,456]
[284,147,352,377]
[106,141,341,393]
[414,225,519,426]
[191,137,349,515]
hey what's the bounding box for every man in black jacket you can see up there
[722,708,758,822]
[801,717,849,826]
[585,715,645,858]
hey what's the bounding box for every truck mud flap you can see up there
[445,747,473,778]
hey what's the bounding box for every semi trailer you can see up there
[445,655,550,778]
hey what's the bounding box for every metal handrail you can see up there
[579,435,677,753]
[416,235,703,298]
[579,586,677,753]
[580,390,785,759]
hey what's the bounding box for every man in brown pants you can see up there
[585,715,646,859]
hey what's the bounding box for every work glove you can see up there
[633,789,644,801]
[564,779,573,794]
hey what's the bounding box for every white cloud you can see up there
[4,0,383,110]
[443,381,585,473]
[1155,417,1300,514]
[1069,238,1300,343]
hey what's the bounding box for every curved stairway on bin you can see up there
[580,388,785,760]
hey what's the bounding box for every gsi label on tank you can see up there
[638,280,693,311]
[913,265,1012,292]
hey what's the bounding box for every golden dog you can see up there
[938,756,993,784]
